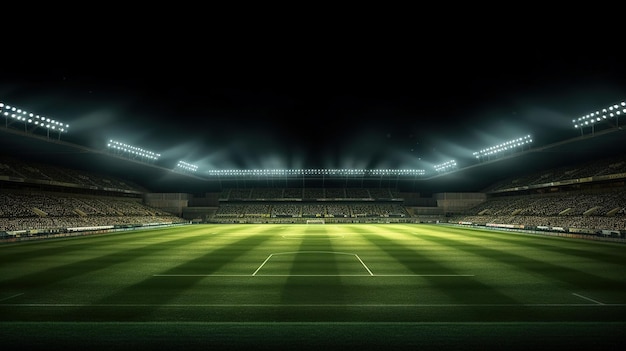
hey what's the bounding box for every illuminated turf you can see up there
[1,223,625,350]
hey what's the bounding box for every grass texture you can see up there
[1,223,625,350]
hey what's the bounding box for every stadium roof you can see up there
[2,125,625,194]
[2,29,626,193]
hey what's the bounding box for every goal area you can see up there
[306,219,325,224]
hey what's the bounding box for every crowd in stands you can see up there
[2,144,625,236]
[485,153,626,192]
[0,155,146,193]
[212,201,410,222]
[448,151,626,234]
[449,187,626,232]
[0,191,185,232]
[218,187,400,200]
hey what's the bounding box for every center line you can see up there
[572,292,604,305]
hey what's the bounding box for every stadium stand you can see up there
[2,124,626,242]
[0,153,188,241]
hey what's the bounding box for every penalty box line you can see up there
[252,251,373,276]
[152,251,474,277]
[153,274,476,277]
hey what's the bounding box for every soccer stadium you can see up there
[1,95,626,351]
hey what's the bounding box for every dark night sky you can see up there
[1,31,625,174]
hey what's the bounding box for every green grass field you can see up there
[1,223,625,350]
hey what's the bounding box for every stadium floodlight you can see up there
[473,135,533,161]
[175,160,198,172]
[0,101,70,140]
[106,140,160,163]
[572,100,625,135]
[204,169,427,177]
[434,160,457,173]
[368,169,426,176]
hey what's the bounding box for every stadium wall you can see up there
[143,193,189,217]
[182,207,218,223]
[434,192,487,215]
[188,193,219,207]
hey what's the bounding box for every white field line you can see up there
[252,251,367,276]
[2,303,625,307]
[268,251,356,256]
[572,292,604,305]
[252,254,274,276]
[153,274,475,277]
[0,293,23,302]
[155,250,474,277]
[354,254,373,276]
[281,234,344,239]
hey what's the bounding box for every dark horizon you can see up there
[2,121,625,195]
[1,46,625,173]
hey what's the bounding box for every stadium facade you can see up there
[1,123,626,241]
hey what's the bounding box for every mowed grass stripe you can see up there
[413,227,626,302]
[439,225,626,284]
[195,224,317,276]
[2,223,626,325]
[416,225,626,277]
[406,226,582,303]
[0,225,260,304]
[279,225,346,305]
[441,225,626,266]
[2,321,625,351]
[0,226,223,289]
[66,226,278,320]
[361,224,486,276]
[0,225,229,280]
[272,228,349,321]
[360,226,519,307]
[0,226,195,265]
[329,225,420,276]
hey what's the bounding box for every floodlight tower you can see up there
[204,168,427,178]
[473,135,533,162]
[573,100,625,136]
[434,160,457,173]
[175,160,198,173]
[106,140,161,164]
[0,102,70,140]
